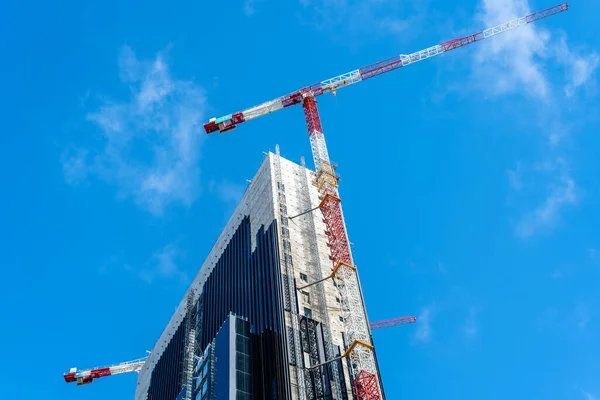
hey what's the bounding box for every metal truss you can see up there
[182,290,196,400]
[302,95,381,399]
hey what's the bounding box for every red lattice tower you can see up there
[304,94,381,399]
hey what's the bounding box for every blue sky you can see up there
[1,0,599,399]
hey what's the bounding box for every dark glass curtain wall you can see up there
[200,217,291,400]
[147,320,186,400]
[147,216,291,400]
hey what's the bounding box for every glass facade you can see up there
[198,216,291,399]
[147,320,186,400]
[147,216,291,400]
[192,314,255,400]
[193,343,213,400]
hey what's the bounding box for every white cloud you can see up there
[583,391,597,400]
[244,0,265,16]
[413,305,433,343]
[536,306,558,325]
[516,158,577,238]
[61,148,89,184]
[474,0,598,101]
[462,307,481,339]
[211,180,247,203]
[473,0,551,100]
[565,54,599,96]
[470,1,593,242]
[455,0,593,240]
[472,0,598,142]
[219,182,246,203]
[63,46,207,215]
[507,166,523,191]
[575,303,590,330]
[555,37,600,97]
[139,243,188,284]
[551,269,562,279]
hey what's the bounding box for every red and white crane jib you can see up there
[63,357,147,386]
[203,2,568,135]
[369,316,417,331]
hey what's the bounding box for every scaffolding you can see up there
[273,145,307,400]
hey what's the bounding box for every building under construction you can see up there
[135,148,380,400]
[63,4,569,400]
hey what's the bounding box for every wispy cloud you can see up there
[551,268,563,279]
[462,307,481,339]
[299,0,426,44]
[138,243,188,284]
[473,0,551,100]
[575,303,590,330]
[244,0,265,16]
[210,179,247,204]
[507,164,523,191]
[584,392,598,400]
[565,53,599,97]
[413,305,433,343]
[536,306,558,326]
[471,0,596,239]
[62,45,207,215]
[589,248,599,262]
[556,37,600,97]
[472,0,598,147]
[61,148,89,185]
[98,244,188,284]
[473,0,598,104]
[516,158,577,238]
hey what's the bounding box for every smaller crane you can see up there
[63,356,147,386]
[370,316,417,331]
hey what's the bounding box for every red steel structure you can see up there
[203,4,568,399]
[370,316,418,331]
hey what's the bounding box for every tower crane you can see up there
[202,4,568,400]
[62,3,568,397]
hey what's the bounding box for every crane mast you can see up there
[203,4,568,400]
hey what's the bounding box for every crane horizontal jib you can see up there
[202,2,568,135]
[63,357,147,385]
[369,316,417,331]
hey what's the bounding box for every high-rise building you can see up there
[135,149,382,400]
